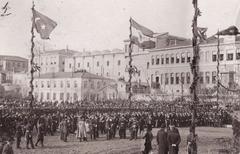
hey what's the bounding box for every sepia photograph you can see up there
[0,0,240,153]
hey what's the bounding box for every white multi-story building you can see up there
[64,49,126,81]
[34,49,79,75]
[33,71,117,102]
[130,35,240,96]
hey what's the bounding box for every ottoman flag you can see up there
[130,18,156,49]
[33,9,57,39]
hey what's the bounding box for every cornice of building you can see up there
[149,41,240,53]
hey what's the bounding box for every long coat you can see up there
[167,128,181,154]
[76,120,86,139]
[156,128,168,154]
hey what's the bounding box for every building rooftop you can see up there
[35,71,115,81]
[44,49,80,55]
[0,55,28,62]
[73,49,124,57]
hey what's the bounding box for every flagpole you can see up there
[29,1,35,109]
[190,0,200,152]
[128,17,133,109]
[216,31,220,105]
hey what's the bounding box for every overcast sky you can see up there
[0,0,240,58]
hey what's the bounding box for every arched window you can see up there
[181,53,185,63]
[171,54,175,64]
[187,52,192,63]
[176,73,180,84]
[170,73,174,84]
[176,53,180,63]
[181,72,185,84]
[165,54,169,64]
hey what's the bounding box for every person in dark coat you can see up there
[143,125,153,154]
[167,124,181,154]
[156,124,168,154]
[35,123,45,147]
[15,122,22,149]
[25,122,34,149]
[187,127,197,154]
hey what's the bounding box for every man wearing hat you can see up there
[167,123,181,154]
[156,124,168,154]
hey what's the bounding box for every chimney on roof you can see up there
[65,45,69,53]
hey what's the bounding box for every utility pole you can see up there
[190,0,200,152]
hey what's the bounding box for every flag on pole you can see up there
[197,27,207,41]
[216,26,240,36]
[130,18,156,49]
[33,9,57,39]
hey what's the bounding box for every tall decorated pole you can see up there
[29,1,35,109]
[216,31,220,105]
[128,17,133,108]
[29,3,57,108]
[190,0,200,151]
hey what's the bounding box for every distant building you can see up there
[33,71,117,102]
[124,34,240,96]
[64,49,126,81]
[0,55,28,83]
[33,49,79,75]
[12,72,30,98]
[0,55,28,73]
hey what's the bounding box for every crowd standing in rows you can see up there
[0,98,233,154]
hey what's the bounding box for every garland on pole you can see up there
[29,1,35,109]
[189,0,201,152]
[128,17,133,108]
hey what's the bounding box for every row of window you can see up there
[151,52,192,66]
[212,53,240,62]
[37,92,79,101]
[5,61,26,68]
[150,51,240,67]
[154,71,217,85]
[35,80,106,89]
[69,60,122,69]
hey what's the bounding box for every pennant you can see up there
[197,27,207,41]
[216,26,240,36]
[33,9,57,39]
[130,18,155,49]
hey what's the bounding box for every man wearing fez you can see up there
[167,123,181,154]
[156,124,168,154]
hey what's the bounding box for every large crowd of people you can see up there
[0,98,234,153]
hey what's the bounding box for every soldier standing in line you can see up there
[130,117,138,140]
[35,123,45,147]
[25,121,34,149]
[118,116,126,139]
[59,118,68,142]
[15,122,22,149]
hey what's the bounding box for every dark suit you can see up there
[156,128,168,154]
[167,128,181,154]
